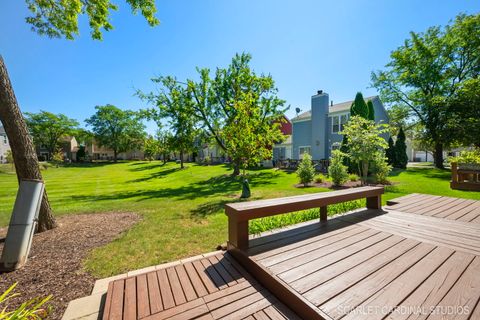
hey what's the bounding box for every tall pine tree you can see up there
[350,92,369,118]
[394,127,408,169]
[367,100,375,121]
[386,136,396,165]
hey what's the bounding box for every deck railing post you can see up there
[366,195,381,210]
[227,214,249,250]
[320,206,327,222]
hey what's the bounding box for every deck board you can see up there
[103,194,480,320]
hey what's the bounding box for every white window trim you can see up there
[330,113,349,134]
[298,145,311,159]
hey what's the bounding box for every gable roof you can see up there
[292,96,377,121]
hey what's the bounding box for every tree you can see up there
[6,150,14,169]
[139,77,197,169]
[367,100,375,121]
[372,13,480,169]
[143,136,160,161]
[25,111,79,160]
[85,105,146,162]
[386,137,396,165]
[0,0,159,232]
[350,92,369,119]
[222,92,283,175]
[328,150,349,186]
[0,57,56,232]
[187,53,287,175]
[296,153,315,187]
[341,116,389,184]
[394,128,408,169]
[156,129,172,164]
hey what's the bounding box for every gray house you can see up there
[0,126,12,164]
[291,91,389,160]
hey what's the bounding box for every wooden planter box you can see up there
[451,162,480,191]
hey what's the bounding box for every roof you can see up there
[292,96,377,121]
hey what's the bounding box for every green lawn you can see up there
[0,161,479,277]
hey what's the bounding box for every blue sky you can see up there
[1,0,479,134]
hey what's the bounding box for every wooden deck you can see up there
[102,252,300,320]
[103,193,480,319]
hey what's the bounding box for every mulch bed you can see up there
[0,212,140,319]
[294,180,363,188]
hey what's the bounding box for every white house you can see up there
[0,126,12,164]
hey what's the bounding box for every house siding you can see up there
[292,120,312,160]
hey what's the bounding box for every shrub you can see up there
[394,127,408,169]
[296,153,315,187]
[0,283,51,319]
[203,156,211,165]
[373,153,392,184]
[328,150,349,186]
[448,149,480,165]
[348,173,360,182]
[314,174,327,183]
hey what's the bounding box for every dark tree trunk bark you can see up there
[0,55,56,232]
[232,159,241,176]
[434,142,444,169]
[180,150,184,168]
[114,150,118,163]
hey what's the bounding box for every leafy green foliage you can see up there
[372,153,392,184]
[85,105,146,162]
[348,173,359,182]
[394,128,408,169]
[25,111,79,158]
[143,136,160,161]
[25,0,159,40]
[187,53,286,174]
[372,13,480,168]
[367,100,375,121]
[139,76,197,169]
[448,149,480,165]
[350,92,369,119]
[341,116,389,184]
[296,153,315,187]
[328,150,349,186]
[0,283,51,319]
[5,150,13,165]
[314,174,327,183]
[386,137,396,165]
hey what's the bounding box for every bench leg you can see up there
[228,217,249,251]
[320,206,327,222]
[366,195,381,210]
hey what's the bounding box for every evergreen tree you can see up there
[350,92,369,119]
[386,137,396,165]
[367,100,375,121]
[296,153,316,187]
[394,127,408,169]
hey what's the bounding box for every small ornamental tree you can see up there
[296,153,315,187]
[386,137,396,165]
[6,150,14,169]
[394,127,408,169]
[328,150,349,186]
[350,92,369,119]
[144,136,160,161]
[341,116,389,184]
[367,100,375,121]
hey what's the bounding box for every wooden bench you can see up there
[225,186,384,250]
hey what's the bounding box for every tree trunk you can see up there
[232,159,241,176]
[361,161,369,185]
[114,150,117,163]
[0,55,56,232]
[434,143,444,169]
[163,153,167,164]
[180,150,184,169]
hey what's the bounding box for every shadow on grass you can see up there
[70,171,278,203]
[128,162,168,172]
[128,167,183,182]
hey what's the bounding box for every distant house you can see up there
[36,136,80,161]
[85,140,145,161]
[291,91,389,160]
[0,126,11,164]
[272,115,293,161]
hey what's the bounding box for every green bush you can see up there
[348,173,360,182]
[296,153,316,187]
[0,283,51,319]
[448,149,480,165]
[328,150,349,186]
[314,174,327,183]
[373,153,392,184]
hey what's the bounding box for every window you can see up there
[331,142,341,150]
[299,146,311,159]
[331,114,349,133]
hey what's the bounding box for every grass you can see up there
[1,161,479,277]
